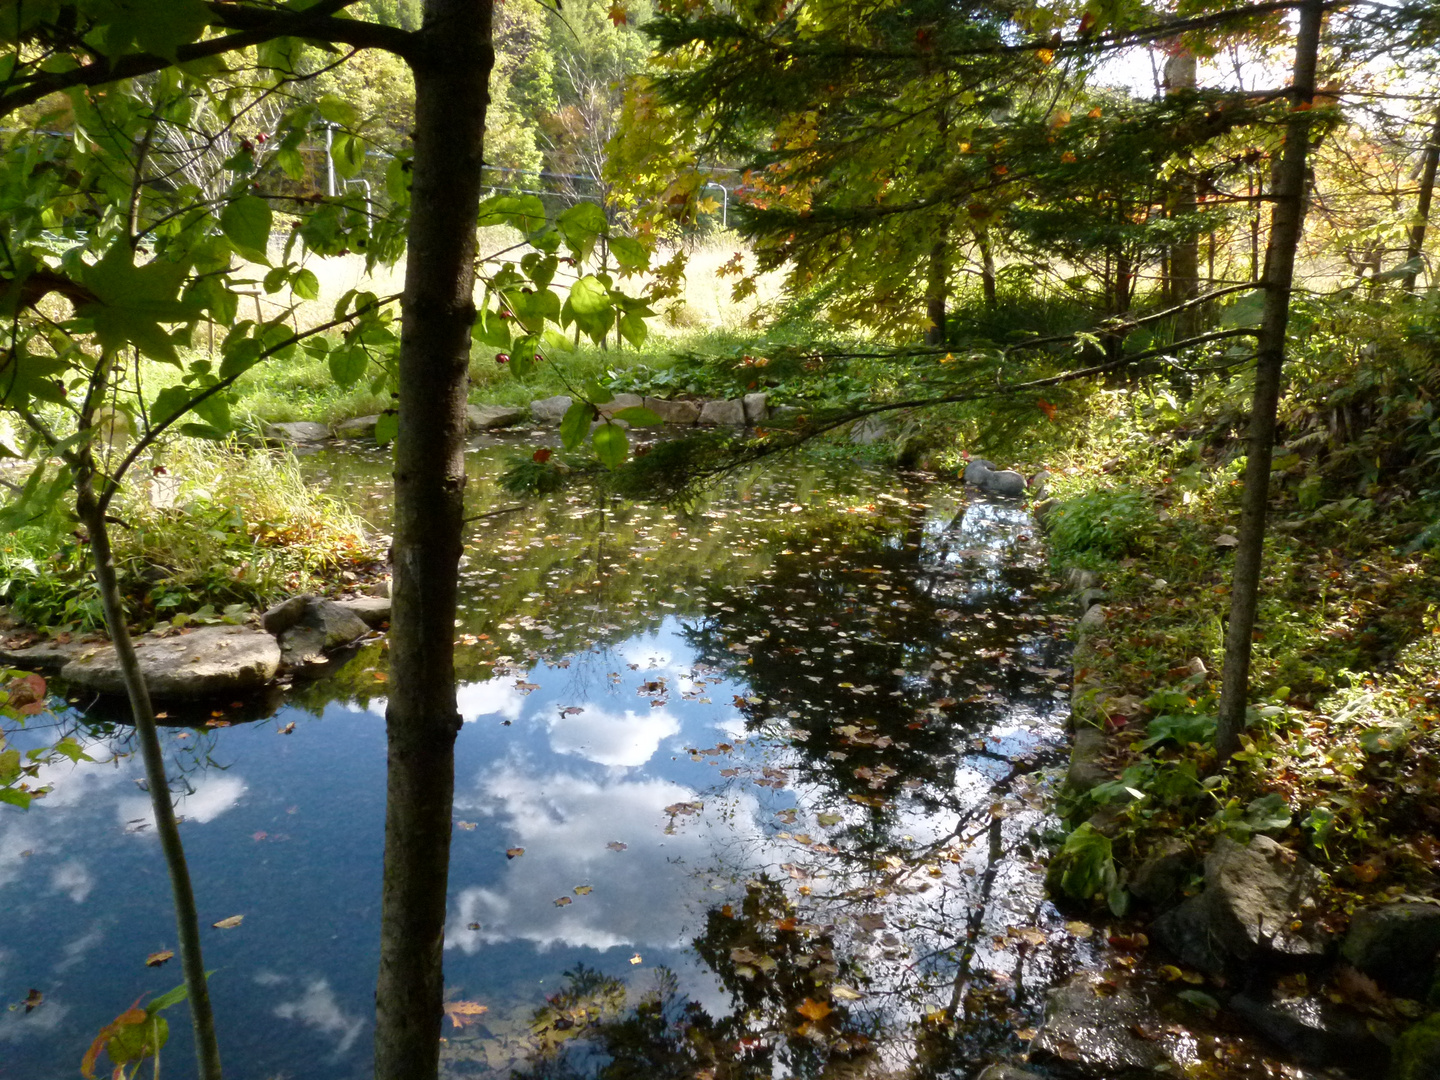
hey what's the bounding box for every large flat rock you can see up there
[61,624,280,699]
[530,395,573,424]
[467,404,523,431]
[643,397,701,425]
[1030,971,1199,1078]
[0,637,97,674]
[265,421,331,444]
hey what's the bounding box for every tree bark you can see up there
[1165,49,1201,338]
[1215,0,1324,763]
[1401,106,1440,293]
[373,1,494,1077]
[977,229,997,309]
[925,226,949,345]
[75,440,222,1080]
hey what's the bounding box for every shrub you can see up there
[1046,486,1157,561]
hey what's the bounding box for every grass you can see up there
[0,439,380,632]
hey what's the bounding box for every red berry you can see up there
[495,353,510,364]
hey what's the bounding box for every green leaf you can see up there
[150,385,194,427]
[559,400,594,451]
[317,96,357,127]
[178,423,226,440]
[328,345,368,388]
[220,196,272,263]
[292,268,320,301]
[591,423,628,469]
[608,235,648,272]
[79,243,200,363]
[0,786,32,809]
[332,133,366,179]
[472,308,512,349]
[374,411,399,446]
[582,378,613,405]
[612,406,662,427]
[1242,793,1292,833]
[557,202,608,260]
[566,275,614,341]
[146,981,192,1016]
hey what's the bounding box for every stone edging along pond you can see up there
[1013,519,1440,1080]
[263,392,797,446]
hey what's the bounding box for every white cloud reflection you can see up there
[272,978,366,1058]
[546,706,680,767]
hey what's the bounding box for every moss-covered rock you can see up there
[1391,1013,1440,1080]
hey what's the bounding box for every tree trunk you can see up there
[925,226,949,345]
[977,230,997,309]
[1401,106,1440,293]
[373,0,494,1076]
[1215,0,1324,763]
[76,448,222,1080]
[1165,49,1201,338]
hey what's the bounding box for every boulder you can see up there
[334,415,379,439]
[975,1066,1046,1080]
[1078,587,1109,610]
[849,416,889,445]
[277,598,371,667]
[60,625,280,699]
[0,637,96,674]
[742,392,769,424]
[1067,568,1101,592]
[530,395,573,424]
[261,594,312,635]
[1340,903,1440,1000]
[963,459,997,482]
[1392,1014,1440,1080]
[1128,837,1195,908]
[1030,971,1199,1078]
[1065,726,1111,795]
[699,399,746,426]
[467,404,524,431]
[265,421,331,444]
[597,393,644,419]
[1229,992,1392,1077]
[642,397,701,426]
[334,596,391,629]
[1153,836,1328,975]
[963,459,1028,497]
[1077,605,1106,635]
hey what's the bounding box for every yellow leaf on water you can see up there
[795,998,831,1021]
[506,847,525,859]
[1065,920,1094,938]
[145,950,174,968]
[443,1001,488,1029]
[212,915,244,929]
[629,954,642,965]
[553,896,572,907]
[831,985,863,1001]
[574,885,592,895]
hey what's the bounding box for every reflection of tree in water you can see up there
[478,494,1086,1080]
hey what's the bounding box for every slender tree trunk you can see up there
[925,226,949,345]
[373,1,494,1076]
[76,450,222,1080]
[1215,0,1324,763]
[1402,106,1440,293]
[977,230,997,309]
[1165,50,1201,338]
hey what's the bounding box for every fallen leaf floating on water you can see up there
[573,885,592,895]
[467,922,480,930]
[553,896,572,907]
[664,801,702,816]
[605,841,627,852]
[795,998,832,1021]
[212,915,244,929]
[145,951,173,968]
[629,954,642,965]
[278,722,295,734]
[22,988,42,1012]
[1064,920,1094,939]
[505,847,525,859]
[831,985,863,1001]
[456,821,477,831]
[442,1001,487,1029]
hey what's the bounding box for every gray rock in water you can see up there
[530,395,573,424]
[597,393,644,419]
[742,392,769,424]
[262,594,313,635]
[642,397,701,425]
[334,596,391,629]
[0,637,98,674]
[1229,992,1393,1076]
[767,404,804,426]
[467,404,524,431]
[1341,902,1440,999]
[1031,971,1200,1077]
[276,598,371,667]
[265,421,331,444]
[984,469,1028,497]
[1154,836,1328,975]
[975,1066,1046,1080]
[963,459,997,484]
[699,399,746,426]
[334,415,379,439]
[849,416,889,444]
[61,624,280,699]
[1077,605,1106,634]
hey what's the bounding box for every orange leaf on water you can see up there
[795,998,832,1021]
[443,1001,488,1029]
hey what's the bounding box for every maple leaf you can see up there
[443,1001,488,1029]
[607,2,627,25]
[795,998,831,1021]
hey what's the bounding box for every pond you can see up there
[0,438,1089,1080]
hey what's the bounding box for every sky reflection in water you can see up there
[0,446,1083,1080]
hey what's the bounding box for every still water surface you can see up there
[0,440,1086,1079]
